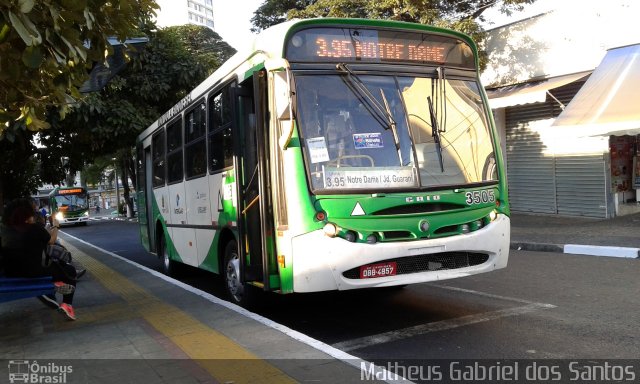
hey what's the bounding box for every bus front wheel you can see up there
[223,240,256,307]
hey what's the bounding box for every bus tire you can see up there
[159,233,177,277]
[223,240,256,307]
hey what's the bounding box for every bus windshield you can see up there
[53,193,88,211]
[295,73,498,192]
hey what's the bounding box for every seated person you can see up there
[1,198,78,320]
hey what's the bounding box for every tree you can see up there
[251,0,537,50]
[40,25,236,216]
[0,0,158,213]
[0,0,158,136]
[251,0,315,32]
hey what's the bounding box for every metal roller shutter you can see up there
[503,80,609,218]
[505,124,556,213]
[555,155,608,218]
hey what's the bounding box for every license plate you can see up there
[360,262,397,279]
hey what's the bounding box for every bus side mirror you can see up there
[266,59,295,150]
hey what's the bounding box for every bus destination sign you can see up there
[58,188,85,195]
[315,37,445,62]
[286,27,475,68]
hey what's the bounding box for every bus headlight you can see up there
[323,223,339,237]
[84,211,89,216]
[489,210,498,222]
[55,212,64,221]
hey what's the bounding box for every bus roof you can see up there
[136,18,477,143]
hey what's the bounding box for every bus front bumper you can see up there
[290,214,510,293]
[59,216,89,225]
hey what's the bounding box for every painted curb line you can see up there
[511,242,640,259]
[563,244,640,258]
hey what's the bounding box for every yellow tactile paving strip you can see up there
[65,241,296,384]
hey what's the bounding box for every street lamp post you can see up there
[112,158,120,215]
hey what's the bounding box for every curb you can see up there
[511,242,640,259]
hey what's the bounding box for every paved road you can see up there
[61,219,640,362]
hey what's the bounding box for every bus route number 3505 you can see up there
[465,189,496,205]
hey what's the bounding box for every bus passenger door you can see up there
[233,72,275,289]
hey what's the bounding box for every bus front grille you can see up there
[342,252,489,279]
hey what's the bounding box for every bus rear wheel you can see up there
[159,234,177,276]
[223,240,256,307]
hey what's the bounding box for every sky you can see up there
[154,0,561,52]
[211,0,558,50]
[480,0,555,28]
[212,0,263,51]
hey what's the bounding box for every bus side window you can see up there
[166,118,183,183]
[152,129,166,187]
[208,86,233,173]
[185,102,207,179]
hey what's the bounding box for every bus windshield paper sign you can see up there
[307,137,331,163]
[353,133,383,149]
[323,166,416,189]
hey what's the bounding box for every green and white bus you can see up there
[49,186,90,226]
[136,18,510,306]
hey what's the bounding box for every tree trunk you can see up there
[0,175,4,218]
[127,153,137,191]
[120,157,134,218]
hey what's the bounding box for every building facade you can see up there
[482,1,640,218]
[155,0,215,30]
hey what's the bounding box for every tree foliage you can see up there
[0,0,158,139]
[251,0,537,48]
[40,25,235,165]
[0,0,157,211]
[38,25,236,214]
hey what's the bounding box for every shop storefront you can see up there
[487,44,640,218]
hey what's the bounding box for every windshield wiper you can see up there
[427,96,445,172]
[336,63,396,130]
[336,63,403,163]
[379,89,402,164]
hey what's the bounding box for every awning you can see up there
[485,71,591,109]
[551,44,640,137]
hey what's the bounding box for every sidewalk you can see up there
[510,211,640,258]
[0,236,385,384]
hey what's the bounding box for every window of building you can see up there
[205,0,212,6]
[206,19,214,28]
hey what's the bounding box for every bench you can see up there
[0,276,54,303]
[0,238,55,303]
